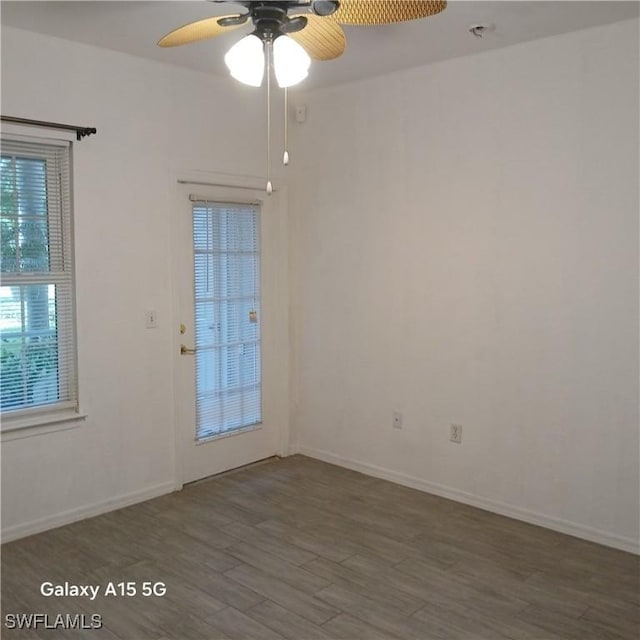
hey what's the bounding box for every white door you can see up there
[173,181,288,485]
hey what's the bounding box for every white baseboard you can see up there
[1,481,176,543]
[297,446,640,555]
[285,443,300,456]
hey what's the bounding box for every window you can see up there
[0,137,77,426]
[192,200,261,440]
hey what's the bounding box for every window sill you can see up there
[195,423,263,445]
[1,409,87,442]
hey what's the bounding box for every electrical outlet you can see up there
[450,424,462,444]
[392,411,403,430]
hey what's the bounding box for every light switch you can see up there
[146,310,158,329]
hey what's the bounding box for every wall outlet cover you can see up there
[450,424,462,443]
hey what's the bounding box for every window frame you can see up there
[0,132,84,438]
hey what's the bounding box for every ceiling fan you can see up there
[158,1,447,86]
[158,1,447,193]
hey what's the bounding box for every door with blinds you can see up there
[175,183,283,484]
[192,200,261,439]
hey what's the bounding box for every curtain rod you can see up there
[1,116,97,141]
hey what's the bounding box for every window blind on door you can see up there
[192,200,261,441]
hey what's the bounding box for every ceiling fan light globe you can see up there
[273,35,311,88]
[224,34,265,87]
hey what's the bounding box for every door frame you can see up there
[170,170,290,489]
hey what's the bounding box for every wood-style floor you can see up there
[2,455,638,639]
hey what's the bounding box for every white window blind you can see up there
[0,138,77,419]
[192,200,261,440]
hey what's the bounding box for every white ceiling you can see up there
[2,1,638,90]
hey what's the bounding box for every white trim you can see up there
[1,136,79,431]
[175,169,271,193]
[0,125,75,144]
[196,423,263,445]
[0,481,175,543]
[1,410,87,441]
[284,443,300,456]
[297,446,640,555]
[171,172,284,486]
[190,193,263,206]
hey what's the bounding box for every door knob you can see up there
[180,344,196,355]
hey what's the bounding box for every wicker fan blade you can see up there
[158,15,243,47]
[289,15,346,61]
[330,0,446,25]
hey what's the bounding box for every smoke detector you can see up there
[469,23,496,38]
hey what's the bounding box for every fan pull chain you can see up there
[266,38,273,195]
[283,87,290,166]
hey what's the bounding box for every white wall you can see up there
[2,18,638,554]
[290,19,639,552]
[0,26,288,539]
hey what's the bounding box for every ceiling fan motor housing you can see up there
[312,1,340,16]
[252,4,310,38]
[213,0,339,29]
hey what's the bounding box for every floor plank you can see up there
[244,600,334,640]
[2,455,637,639]
[224,564,339,625]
